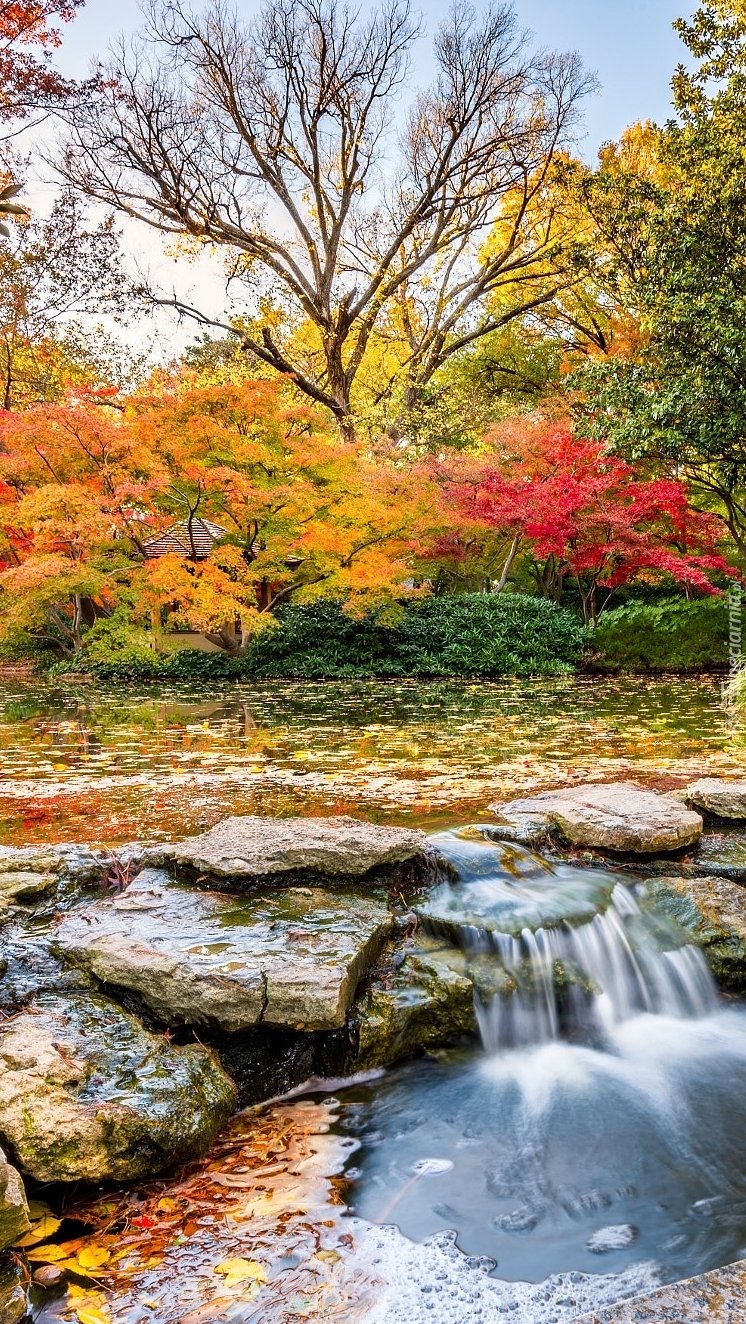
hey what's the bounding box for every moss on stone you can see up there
[349,939,476,1070]
[646,876,746,989]
[0,992,237,1183]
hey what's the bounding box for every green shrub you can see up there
[242,599,398,678]
[590,597,728,672]
[52,615,246,680]
[392,594,587,676]
[245,594,588,678]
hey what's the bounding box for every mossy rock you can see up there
[645,875,746,989]
[0,991,236,1183]
[0,1254,26,1324]
[0,1154,28,1251]
[349,939,476,1069]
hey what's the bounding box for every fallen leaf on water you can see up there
[77,1247,111,1270]
[15,1214,62,1246]
[25,1244,69,1263]
[178,1295,236,1324]
[75,1308,110,1324]
[214,1257,267,1287]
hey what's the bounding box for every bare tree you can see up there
[59,0,593,434]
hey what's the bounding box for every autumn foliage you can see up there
[0,379,435,656]
[434,421,734,624]
[0,378,735,661]
[0,1,83,117]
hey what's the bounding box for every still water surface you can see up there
[0,674,743,844]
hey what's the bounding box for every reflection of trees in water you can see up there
[155,701,258,739]
[0,677,731,778]
[31,705,104,764]
[20,699,261,766]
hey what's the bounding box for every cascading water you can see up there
[417,825,718,1052]
[475,884,718,1053]
[333,825,746,1307]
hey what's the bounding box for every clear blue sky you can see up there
[59,0,693,160]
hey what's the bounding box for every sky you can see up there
[59,0,693,158]
[37,0,696,359]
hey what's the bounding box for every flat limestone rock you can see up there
[0,872,56,922]
[572,1256,746,1323]
[683,777,746,821]
[171,814,428,884]
[645,874,746,989]
[0,844,109,884]
[489,783,702,854]
[0,991,236,1183]
[0,1150,28,1250]
[56,873,394,1032]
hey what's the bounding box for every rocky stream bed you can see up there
[2,781,746,1322]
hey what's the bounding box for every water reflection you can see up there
[0,675,742,845]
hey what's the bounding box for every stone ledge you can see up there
[571,1258,746,1322]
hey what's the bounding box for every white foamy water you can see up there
[357,1223,662,1324]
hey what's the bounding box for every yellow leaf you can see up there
[25,1244,69,1263]
[156,1197,179,1213]
[57,1259,96,1277]
[77,1247,110,1270]
[75,1308,110,1324]
[214,1258,267,1284]
[15,1215,62,1246]
[314,1249,341,1264]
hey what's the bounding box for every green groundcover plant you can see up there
[588,598,728,672]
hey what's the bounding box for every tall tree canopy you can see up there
[0,191,131,408]
[59,0,592,434]
[571,2,746,554]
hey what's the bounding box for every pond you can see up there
[0,673,743,846]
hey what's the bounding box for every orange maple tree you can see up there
[0,377,436,655]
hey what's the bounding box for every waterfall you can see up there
[473,885,718,1054]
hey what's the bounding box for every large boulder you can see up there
[489,782,702,854]
[0,1151,27,1249]
[171,814,428,885]
[645,875,746,988]
[0,991,236,1182]
[683,778,746,821]
[55,872,393,1032]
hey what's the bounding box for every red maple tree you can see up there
[443,424,735,622]
[0,1,83,118]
